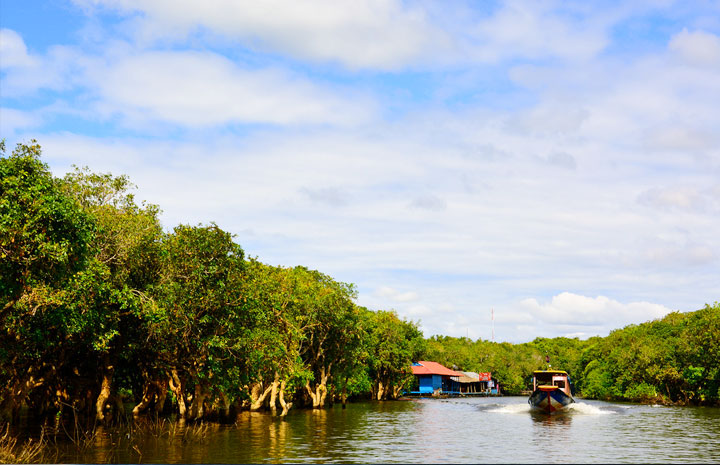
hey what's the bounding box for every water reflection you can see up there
[529,410,573,426]
[268,416,290,461]
[37,398,720,463]
[89,426,114,464]
[305,407,332,462]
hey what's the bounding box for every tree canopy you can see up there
[1,141,425,423]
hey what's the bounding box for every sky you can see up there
[1,0,719,343]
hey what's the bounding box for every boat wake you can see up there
[487,403,532,414]
[484,402,613,415]
[565,402,613,415]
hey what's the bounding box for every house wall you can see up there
[441,376,459,393]
[419,376,434,393]
[432,375,442,391]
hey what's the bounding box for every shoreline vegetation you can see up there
[1,140,426,426]
[1,140,719,460]
[425,302,719,406]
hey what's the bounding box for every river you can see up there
[44,396,720,463]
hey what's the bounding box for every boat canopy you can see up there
[531,370,575,397]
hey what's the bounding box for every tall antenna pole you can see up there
[491,308,495,342]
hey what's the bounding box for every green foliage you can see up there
[425,304,720,405]
[153,223,248,396]
[581,359,615,399]
[623,382,659,402]
[1,140,425,417]
[567,303,719,404]
[1,141,97,421]
[0,141,94,307]
[363,309,426,398]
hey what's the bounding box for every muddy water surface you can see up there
[44,396,720,463]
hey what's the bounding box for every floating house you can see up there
[489,377,500,395]
[455,371,500,394]
[409,362,501,396]
[410,361,462,395]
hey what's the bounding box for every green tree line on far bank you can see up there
[425,303,720,405]
[1,141,718,427]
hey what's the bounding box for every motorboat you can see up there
[528,370,575,413]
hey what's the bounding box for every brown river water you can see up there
[20,396,720,463]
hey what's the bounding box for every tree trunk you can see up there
[269,374,280,415]
[132,380,155,415]
[341,380,348,409]
[189,383,207,420]
[249,381,274,411]
[304,366,331,408]
[154,379,168,413]
[278,380,292,417]
[250,382,262,406]
[318,384,328,406]
[132,378,168,415]
[376,380,385,401]
[218,391,231,420]
[95,357,114,422]
[0,366,47,423]
[390,377,409,400]
[304,380,318,407]
[169,369,187,419]
[0,379,22,423]
[112,392,124,417]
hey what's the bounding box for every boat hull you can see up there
[528,387,574,413]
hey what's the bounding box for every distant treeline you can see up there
[426,303,720,405]
[1,141,717,428]
[1,141,425,423]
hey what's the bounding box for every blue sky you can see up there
[2,0,719,342]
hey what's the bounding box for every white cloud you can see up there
[505,100,590,135]
[643,126,717,152]
[86,50,375,127]
[409,194,447,212]
[30,126,718,342]
[0,40,87,96]
[300,187,351,207]
[374,286,419,303]
[0,28,38,67]
[73,0,450,70]
[395,292,420,302]
[30,133,156,175]
[544,151,577,170]
[634,236,717,267]
[520,292,674,331]
[406,305,432,318]
[7,2,720,343]
[0,108,42,136]
[1,34,376,127]
[468,1,609,62]
[669,29,720,67]
[638,186,706,211]
[69,0,625,70]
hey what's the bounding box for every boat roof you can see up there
[533,370,569,375]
